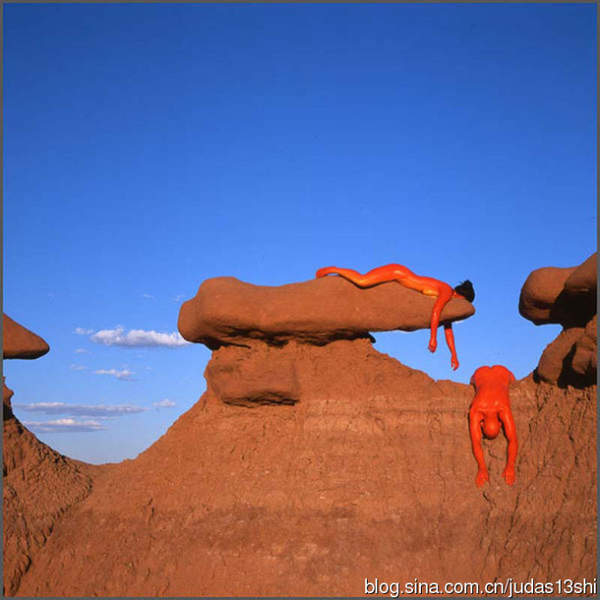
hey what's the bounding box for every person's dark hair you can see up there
[454,280,475,303]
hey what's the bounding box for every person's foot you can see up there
[428,339,437,353]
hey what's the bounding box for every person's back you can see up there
[471,364,515,390]
[470,365,515,406]
[469,365,517,486]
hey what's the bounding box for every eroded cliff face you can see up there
[4,264,597,597]
[3,387,94,596]
[12,339,596,597]
[2,317,94,596]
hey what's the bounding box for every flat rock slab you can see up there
[3,314,50,359]
[178,276,475,348]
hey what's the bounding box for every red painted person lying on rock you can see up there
[316,264,474,370]
[469,365,518,487]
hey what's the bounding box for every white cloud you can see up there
[173,294,185,302]
[75,327,94,335]
[141,293,155,299]
[23,418,107,433]
[153,399,176,408]
[69,364,88,371]
[15,402,147,417]
[90,326,190,348]
[74,348,88,354]
[93,368,135,381]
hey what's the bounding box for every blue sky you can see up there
[3,3,596,464]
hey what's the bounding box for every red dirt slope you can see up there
[13,339,596,596]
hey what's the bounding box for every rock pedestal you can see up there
[519,254,597,386]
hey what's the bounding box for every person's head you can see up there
[454,280,475,303]
[482,415,501,439]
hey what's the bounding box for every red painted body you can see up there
[469,365,518,487]
[316,264,461,369]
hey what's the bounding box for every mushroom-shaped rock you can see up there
[519,253,597,386]
[178,276,475,348]
[519,266,576,325]
[3,314,50,359]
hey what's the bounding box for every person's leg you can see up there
[443,323,459,370]
[428,290,453,354]
[315,266,359,279]
[316,265,396,288]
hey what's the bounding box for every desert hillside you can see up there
[3,255,596,597]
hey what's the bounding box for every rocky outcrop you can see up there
[519,254,597,386]
[205,342,300,406]
[572,315,597,379]
[4,270,596,596]
[12,339,596,597]
[178,275,475,348]
[564,253,597,295]
[2,314,49,359]
[2,316,93,596]
[179,275,474,405]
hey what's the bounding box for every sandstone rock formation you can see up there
[519,254,597,386]
[4,271,596,596]
[2,315,93,596]
[2,314,49,359]
[178,275,475,348]
[12,340,596,597]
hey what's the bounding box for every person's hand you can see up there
[476,469,489,487]
[502,466,515,486]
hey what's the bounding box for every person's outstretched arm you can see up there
[499,408,518,485]
[469,408,488,486]
[443,323,459,370]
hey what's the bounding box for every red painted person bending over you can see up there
[469,365,518,487]
[316,264,474,370]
